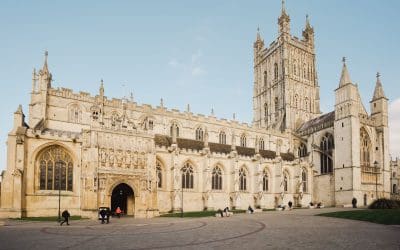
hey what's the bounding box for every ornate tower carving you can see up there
[252,2,320,132]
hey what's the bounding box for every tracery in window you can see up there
[302,169,307,192]
[274,63,278,80]
[298,143,307,157]
[239,167,247,191]
[283,172,289,192]
[195,127,204,141]
[262,169,269,191]
[259,138,265,150]
[212,166,223,190]
[219,131,226,144]
[38,145,73,191]
[181,162,194,189]
[68,104,81,123]
[240,134,247,147]
[320,133,334,174]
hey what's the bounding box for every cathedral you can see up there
[0,3,393,218]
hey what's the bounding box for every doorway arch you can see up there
[111,183,134,216]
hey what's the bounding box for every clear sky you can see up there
[0,0,399,172]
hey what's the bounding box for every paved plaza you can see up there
[0,208,399,250]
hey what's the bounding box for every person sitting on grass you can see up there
[248,205,254,214]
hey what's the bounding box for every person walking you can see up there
[60,210,70,226]
[116,207,122,218]
[99,209,107,224]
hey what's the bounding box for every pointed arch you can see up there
[219,131,227,144]
[212,165,223,190]
[37,145,74,191]
[262,167,270,192]
[68,103,82,123]
[239,166,248,191]
[181,161,194,189]
[320,133,334,174]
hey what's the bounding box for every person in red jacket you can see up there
[116,207,122,218]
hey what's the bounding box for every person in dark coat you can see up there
[60,210,70,226]
[352,198,357,208]
[288,201,293,209]
[99,209,107,224]
[248,205,254,214]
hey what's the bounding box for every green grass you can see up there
[11,216,85,222]
[160,209,246,218]
[317,209,400,225]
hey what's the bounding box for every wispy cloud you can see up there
[168,49,207,79]
[390,98,400,158]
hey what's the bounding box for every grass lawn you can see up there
[317,209,400,225]
[11,216,85,222]
[160,210,246,218]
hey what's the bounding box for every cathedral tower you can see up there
[253,1,320,131]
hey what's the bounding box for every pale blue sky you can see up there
[0,1,399,171]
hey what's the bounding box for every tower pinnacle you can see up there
[339,57,352,87]
[372,72,387,100]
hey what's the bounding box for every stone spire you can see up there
[99,79,104,96]
[278,0,290,35]
[372,72,387,100]
[253,27,264,50]
[42,51,49,75]
[339,57,352,87]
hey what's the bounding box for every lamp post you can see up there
[181,186,184,218]
[57,161,62,222]
[374,161,379,200]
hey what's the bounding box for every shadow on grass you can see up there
[317,209,400,225]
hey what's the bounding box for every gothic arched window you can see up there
[170,123,179,138]
[302,169,307,192]
[393,184,398,194]
[68,104,81,123]
[298,143,307,157]
[320,133,334,174]
[219,131,226,144]
[360,129,371,168]
[240,134,247,147]
[38,145,73,191]
[262,169,269,191]
[195,127,204,141]
[283,172,289,192]
[259,138,265,150]
[263,71,268,86]
[181,162,194,189]
[156,160,163,189]
[264,103,268,120]
[239,167,247,191]
[212,166,223,190]
[305,98,309,112]
[274,63,278,80]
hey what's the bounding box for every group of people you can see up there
[217,207,232,217]
[59,206,124,226]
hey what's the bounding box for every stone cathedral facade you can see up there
[0,4,393,218]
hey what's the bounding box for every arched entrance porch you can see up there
[111,183,134,216]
